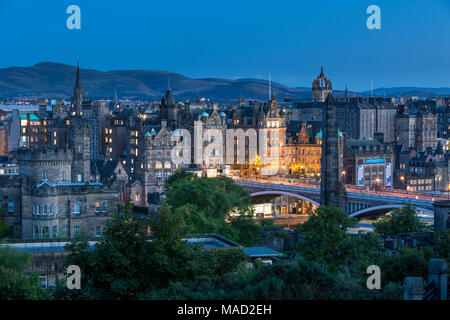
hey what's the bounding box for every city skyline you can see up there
[0,0,449,91]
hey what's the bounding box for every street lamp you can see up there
[342,170,346,184]
[400,175,405,190]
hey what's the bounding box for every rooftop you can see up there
[244,246,283,258]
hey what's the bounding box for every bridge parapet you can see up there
[236,180,435,216]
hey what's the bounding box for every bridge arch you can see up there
[250,190,319,206]
[349,204,433,218]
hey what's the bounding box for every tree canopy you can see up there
[374,206,428,234]
[296,206,382,274]
[55,201,246,300]
[165,172,262,246]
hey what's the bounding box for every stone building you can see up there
[338,103,397,142]
[312,65,332,102]
[1,147,120,239]
[395,107,438,152]
[343,139,395,188]
[283,122,322,176]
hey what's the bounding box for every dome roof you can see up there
[219,111,226,117]
[201,111,209,117]
[144,132,151,137]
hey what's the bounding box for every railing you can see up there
[236,179,434,207]
[234,176,448,201]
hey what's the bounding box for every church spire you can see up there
[72,62,83,117]
[75,61,81,89]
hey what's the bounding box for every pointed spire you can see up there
[168,75,170,90]
[320,61,324,76]
[75,61,81,89]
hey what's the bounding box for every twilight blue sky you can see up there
[0,0,449,91]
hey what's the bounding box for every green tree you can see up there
[165,169,195,189]
[55,201,246,300]
[229,216,262,246]
[0,246,33,273]
[374,206,428,234]
[378,246,433,284]
[0,229,44,300]
[166,175,259,244]
[0,266,46,300]
[296,206,382,273]
[145,256,401,300]
[433,230,450,261]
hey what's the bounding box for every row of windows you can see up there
[409,179,433,185]
[32,226,58,239]
[75,201,108,214]
[32,202,108,216]
[32,204,57,216]
[32,226,104,238]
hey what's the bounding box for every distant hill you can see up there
[0,62,448,102]
[360,87,450,98]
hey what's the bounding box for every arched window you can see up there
[43,204,48,216]
[49,204,53,215]
[52,226,57,238]
[41,226,49,239]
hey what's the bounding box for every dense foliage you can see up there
[295,206,382,274]
[165,171,262,246]
[0,213,45,300]
[1,175,445,300]
[374,206,428,234]
[144,257,402,300]
[53,201,246,300]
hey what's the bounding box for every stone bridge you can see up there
[236,180,435,218]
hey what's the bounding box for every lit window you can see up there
[74,203,81,214]
[95,202,100,213]
[8,201,14,213]
[102,201,107,212]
